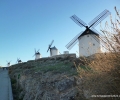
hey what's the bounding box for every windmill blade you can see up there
[70,15,87,27]
[17,58,18,62]
[66,31,83,50]
[47,44,51,52]
[66,32,83,47]
[47,40,54,52]
[7,60,11,63]
[18,58,21,62]
[90,12,110,28]
[67,39,79,50]
[32,54,35,57]
[47,45,50,52]
[9,61,11,64]
[34,48,37,53]
[88,9,111,28]
[88,9,110,27]
[17,58,19,61]
[50,40,54,47]
[37,49,40,52]
[91,27,103,36]
[7,61,11,65]
[33,49,36,57]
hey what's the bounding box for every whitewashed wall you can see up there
[78,34,101,57]
[50,49,59,56]
[7,63,10,67]
[35,54,41,60]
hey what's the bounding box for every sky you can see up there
[0,0,119,66]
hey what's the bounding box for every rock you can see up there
[10,55,113,100]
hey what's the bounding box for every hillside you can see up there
[9,53,120,100]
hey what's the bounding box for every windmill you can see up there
[47,40,59,57]
[16,58,22,64]
[66,9,111,57]
[6,61,11,67]
[33,49,41,60]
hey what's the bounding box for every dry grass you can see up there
[75,7,120,100]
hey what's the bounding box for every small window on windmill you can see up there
[93,43,95,46]
[87,35,89,37]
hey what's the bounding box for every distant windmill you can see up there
[6,61,11,67]
[16,58,22,64]
[47,40,59,57]
[33,49,41,60]
[66,9,110,57]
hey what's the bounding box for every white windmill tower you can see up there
[6,61,11,67]
[47,40,59,57]
[16,58,22,64]
[33,49,41,60]
[66,9,111,57]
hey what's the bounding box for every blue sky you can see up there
[0,0,119,66]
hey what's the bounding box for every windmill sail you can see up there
[66,9,111,50]
[33,48,36,57]
[33,48,40,57]
[66,32,83,50]
[47,40,54,52]
[89,9,111,28]
[70,15,87,27]
[50,40,54,46]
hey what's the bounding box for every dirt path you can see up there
[0,68,13,100]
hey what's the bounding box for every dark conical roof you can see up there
[18,60,22,62]
[78,28,99,38]
[36,52,40,55]
[50,46,58,50]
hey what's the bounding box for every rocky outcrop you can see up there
[9,53,120,100]
[9,55,86,100]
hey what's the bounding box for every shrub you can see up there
[75,7,120,99]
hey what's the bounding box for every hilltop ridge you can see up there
[9,54,84,100]
[9,53,120,100]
